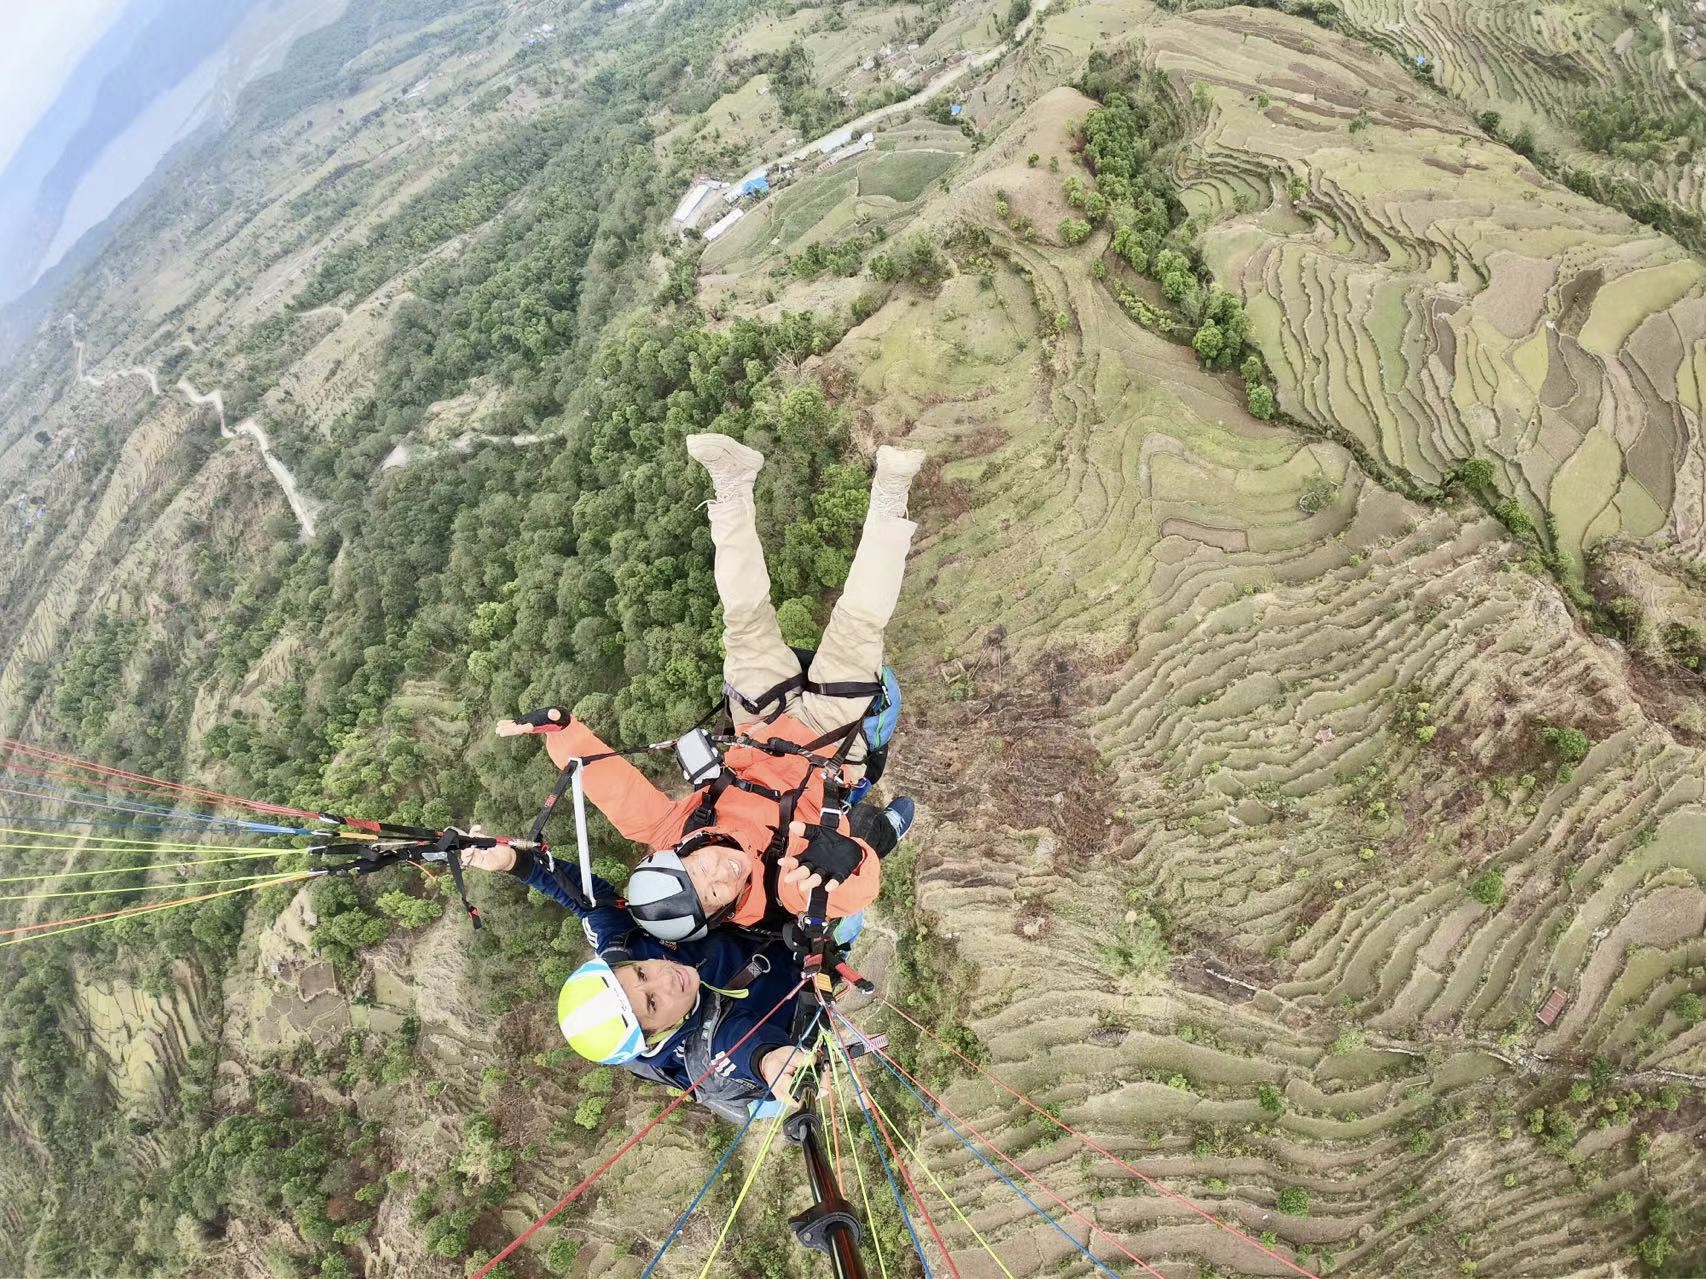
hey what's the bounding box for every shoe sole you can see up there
[687,434,764,471]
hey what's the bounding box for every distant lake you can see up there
[36,46,225,281]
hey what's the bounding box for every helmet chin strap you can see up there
[703,898,740,930]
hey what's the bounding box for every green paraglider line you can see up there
[0,869,305,902]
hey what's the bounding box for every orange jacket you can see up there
[543,717,880,926]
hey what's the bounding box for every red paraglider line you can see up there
[0,737,320,819]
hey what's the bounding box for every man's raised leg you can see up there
[799,445,925,749]
[687,433,801,728]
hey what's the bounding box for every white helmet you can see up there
[626,849,710,943]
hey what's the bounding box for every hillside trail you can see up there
[767,0,1053,173]
[283,298,549,474]
[71,333,160,397]
[175,380,319,539]
[62,315,318,540]
[377,428,547,473]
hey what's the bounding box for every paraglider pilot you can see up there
[466,434,923,1108]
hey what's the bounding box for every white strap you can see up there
[570,759,594,902]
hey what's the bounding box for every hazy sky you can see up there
[0,0,133,174]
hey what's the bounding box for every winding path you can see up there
[64,316,319,540]
[175,380,319,538]
[768,0,1053,172]
[58,9,1060,527]
[1657,9,1706,112]
[71,335,161,397]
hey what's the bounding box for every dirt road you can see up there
[774,0,1053,169]
[177,379,319,538]
[64,316,319,540]
[73,336,161,396]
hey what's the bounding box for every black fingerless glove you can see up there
[796,826,864,883]
[517,707,570,732]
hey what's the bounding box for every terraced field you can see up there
[1329,0,1706,265]
[740,54,1706,1277]
[1127,7,1706,568]
[1338,0,1673,128]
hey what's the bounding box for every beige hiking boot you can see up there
[686,432,765,502]
[869,445,926,521]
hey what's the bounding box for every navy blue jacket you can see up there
[510,850,802,1092]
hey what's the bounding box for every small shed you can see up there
[1536,987,1569,1027]
[705,207,745,242]
[724,167,769,203]
[672,181,715,223]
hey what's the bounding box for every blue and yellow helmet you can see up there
[557,958,645,1064]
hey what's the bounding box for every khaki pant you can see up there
[709,494,916,760]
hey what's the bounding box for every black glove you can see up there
[795,825,864,884]
[516,707,570,732]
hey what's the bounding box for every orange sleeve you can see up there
[773,826,882,918]
[543,721,682,848]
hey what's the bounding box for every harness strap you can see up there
[800,677,884,700]
[529,760,581,848]
[725,774,786,804]
[714,725,866,769]
[799,716,868,756]
[436,828,482,930]
[684,769,739,835]
[817,717,865,832]
[765,787,802,860]
[726,672,807,718]
[761,841,788,917]
[724,651,883,720]
[726,951,771,993]
[789,887,834,1041]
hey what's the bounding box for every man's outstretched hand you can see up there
[758,1042,818,1105]
[495,707,570,737]
[463,845,518,872]
[777,820,841,897]
[454,826,517,873]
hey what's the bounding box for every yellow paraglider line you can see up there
[0,869,306,902]
[0,874,316,948]
[0,824,291,852]
[0,847,300,883]
[694,1070,811,1279]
